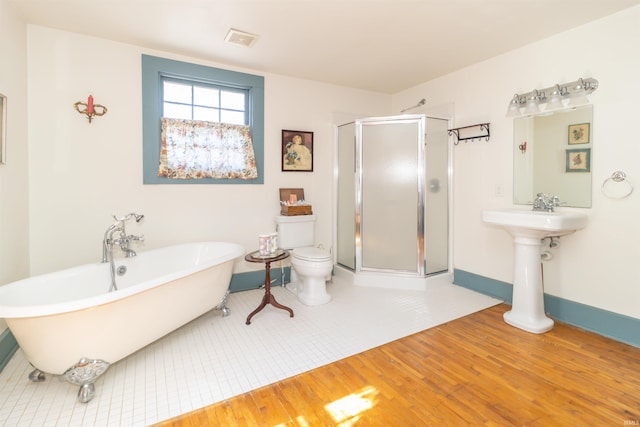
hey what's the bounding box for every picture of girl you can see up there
[282,130,313,171]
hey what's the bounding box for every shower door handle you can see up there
[428,178,440,193]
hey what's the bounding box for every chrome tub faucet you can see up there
[101,213,144,263]
[101,213,144,292]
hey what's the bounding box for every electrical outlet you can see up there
[495,184,504,197]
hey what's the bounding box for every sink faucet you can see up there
[533,193,560,212]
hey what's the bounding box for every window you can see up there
[162,78,247,124]
[141,55,264,184]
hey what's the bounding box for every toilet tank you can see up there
[276,214,316,249]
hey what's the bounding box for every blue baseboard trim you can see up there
[0,328,18,373]
[453,270,513,303]
[228,267,290,293]
[454,269,640,347]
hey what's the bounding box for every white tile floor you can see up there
[0,275,500,426]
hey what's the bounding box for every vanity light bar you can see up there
[506,77,598,117]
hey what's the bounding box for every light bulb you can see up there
[506,98,521,117]
[568,86,588,106]
[525,93,540,114]
[546,85,564,110]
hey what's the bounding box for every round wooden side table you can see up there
[244,250,294,325]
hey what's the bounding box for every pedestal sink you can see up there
[482,208,588,333]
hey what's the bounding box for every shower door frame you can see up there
[334,113,454,280]
[355,114,426,276]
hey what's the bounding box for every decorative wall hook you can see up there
[519,141,527,154]
[448,123,490,145]
[74,95,107,123]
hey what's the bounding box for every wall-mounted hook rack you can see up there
[448,123,490,145]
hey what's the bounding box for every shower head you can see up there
[400,98,427,113]
[133,213,144,223]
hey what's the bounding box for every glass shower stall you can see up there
[336,114,450,286]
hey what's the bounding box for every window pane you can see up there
[164,81,192,104]
[221,110,245,125]
[221,91,245,110]
[194,106,220,122]
[194,86,219,108]
[163,102,192,119]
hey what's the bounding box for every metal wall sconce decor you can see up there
[74,95,107,123]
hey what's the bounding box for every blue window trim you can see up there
[141,54,264,184]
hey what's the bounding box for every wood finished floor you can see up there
[154,304,640,426]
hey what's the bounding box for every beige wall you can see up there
[25,26,391,276]
[0,0,30,332]
[393,6,640,319]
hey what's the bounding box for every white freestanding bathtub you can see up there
[0,241,244,401]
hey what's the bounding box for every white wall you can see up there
[393,6,640,319]
[0,0,30,332]
[26,26,391,276]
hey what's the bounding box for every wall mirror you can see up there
[513,105,593,208]
[0,93,5,164]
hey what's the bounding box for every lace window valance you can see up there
[159,118,258,180]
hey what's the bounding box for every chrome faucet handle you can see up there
[128,234,144,242]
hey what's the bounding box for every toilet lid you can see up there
[293,247,332,262]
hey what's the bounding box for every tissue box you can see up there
[279,188,313,216]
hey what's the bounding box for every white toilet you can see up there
[275,214,332,306]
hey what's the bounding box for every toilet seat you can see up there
[292,247,332,262]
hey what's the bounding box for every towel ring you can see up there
[601,171,633,199]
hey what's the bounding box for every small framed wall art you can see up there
[282,129,313,172]
[0,93,6,164]
[566,148,591,173]
[568,123,590,145]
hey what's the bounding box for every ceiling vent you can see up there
[224,28,259,47]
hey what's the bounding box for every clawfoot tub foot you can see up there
[215,289,231,317]
[62,357,110,403]
[28,368,46,382]
[78,383,96,403]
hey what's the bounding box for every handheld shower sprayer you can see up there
[113,213,144,223]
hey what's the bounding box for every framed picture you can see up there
[566,148,591,172]
[0,93,6,165]
[282,129,313,172]
[568,123,590,145]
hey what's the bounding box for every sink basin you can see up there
[482,208,588,238]
[482,208,588,334]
